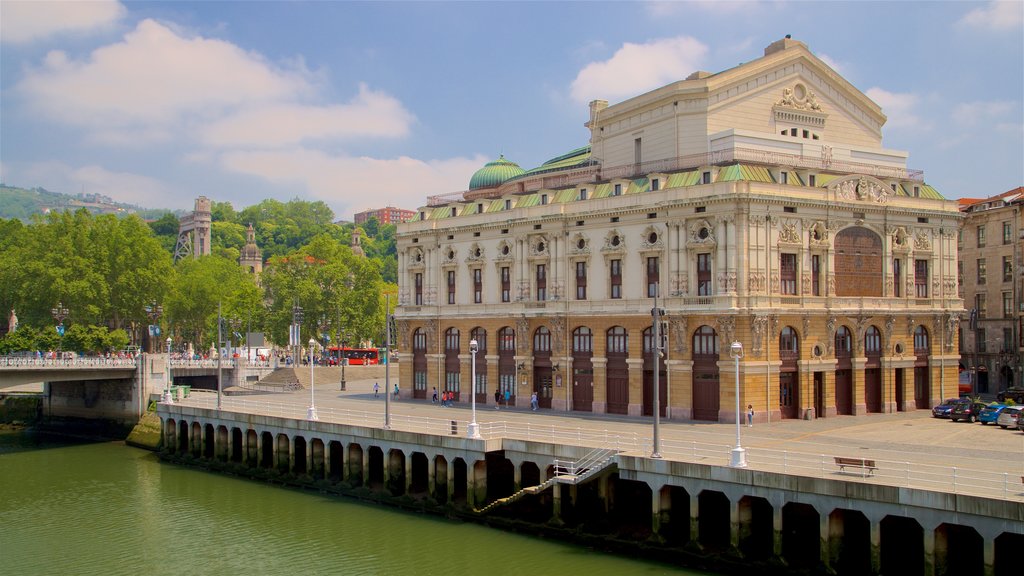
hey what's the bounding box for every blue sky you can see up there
[1,1,1021,219]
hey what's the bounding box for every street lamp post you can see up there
[164,336,174,404]
[339,331,348,391]
[51,302,69,355]
[144,302,163,353]
[468,339,481,439]
[729,341,747,468]
[307,338,318,420]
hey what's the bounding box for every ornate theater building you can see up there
[395,37,962,423]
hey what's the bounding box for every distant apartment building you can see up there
[958,187,1024,393]
[354,206,415,225]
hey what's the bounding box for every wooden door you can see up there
[779,371,798,419]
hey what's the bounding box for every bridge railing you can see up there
[0,356,138,368]
[170,359,236,369]
[164,395,1024,502]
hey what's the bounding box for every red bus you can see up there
[327,346,380,366]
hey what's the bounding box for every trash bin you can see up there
[804,408,814,420]
[450,420,458,435]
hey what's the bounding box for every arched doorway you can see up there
[444,327,461,401]
[779,326,799,419]
[692,325,720,421]
[643,326,667,417]
[606,326,629,415]
[470,327,488,404]
[835,326,853,415]
[572,326,594,412]
[834,227,883,297]
[865,325,882,413]
[914,325,931,409]
[498,327,516,406]
[412,328,427,399]
[533,327,552,409]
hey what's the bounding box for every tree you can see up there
[166,254,262,351]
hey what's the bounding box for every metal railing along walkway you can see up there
[165,395,1024,502]
[0,356,137,368]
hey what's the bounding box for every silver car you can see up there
[996,406,1022,429]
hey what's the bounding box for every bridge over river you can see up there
[0,355,275,424]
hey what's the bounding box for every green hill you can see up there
[0,184,167,221]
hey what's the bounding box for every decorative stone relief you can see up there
[464,243,485,264]
[802,316,811,340]
[752,314,770,358]
[828,274,837,296]
[550,316,565,354]
[569,233,590,256]
[826,315,837,356]
[748,271,765,293]
[854,316,871,354]
[932,278,941,296]
[770,272,780,292]
[946,314,960,350]
[801,273,812,294]
[602,229,627,254]
[424,319,437,343]
[914,230,932,251]
[809,221,829,246]
[727,272,737,292]
[830,175,890,203]
[778,220,800,244]
[718,272,730,290]
[408,247,425,269]
[670,317,688,354]
[398,288,409,306]
[640,225,665,251]
[884,276,893,296]
[516,316,529,353]
[716,316,735,349]
[495,240,513,262]
[776,83,823,111]
[441,245,458,267]
[906,316,915,337]
[885,316,896,341]
[529,235,550,258]
[671,272,687,296]
[892,226,910,252]
[687,219,717,247]
[517,280,530,301]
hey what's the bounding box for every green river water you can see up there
[0,430,708,576]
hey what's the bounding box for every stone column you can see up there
[288,435,296,474]
[870,519,882,574]
[362,447,370,488]
[923,528,936,576]
[427,455,437,499]
[256,431,264,468]
[730,497,740,549]
[651,483,665,540]
[690,492,701,544]
[552,482,563,523]
[405,453,414,494]
[819,511,830,567]
[773,506,784,556]
[512,460,522,491]
[323,441,332,481]
[626,357,644,416]
[305,437,314,477]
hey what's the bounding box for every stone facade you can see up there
[395,38,963,423]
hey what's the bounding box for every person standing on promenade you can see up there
[432,387,438,403]
[393,384,400,400]
[504,388,511,408]
[530,391,538,411]
[373,382,379,398]
[494,388,501,409]
[747,404,754,427]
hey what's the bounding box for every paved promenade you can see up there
[181,366,1024,501]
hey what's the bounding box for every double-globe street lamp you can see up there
[163,336,175,404]
[144,302,162,353]
[729,341,747,468]
[307,338,318,421]
[51,302,69,355]
[467,339,481,439]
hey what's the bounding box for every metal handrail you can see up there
[0,356,138,368]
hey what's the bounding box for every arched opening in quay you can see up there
[293,436,307,475]
[698,490,730,551]
[409,452,429,496]
[738,495,772,560]
[829,508,870,576]
[328,441,343,481]
[935,523,982,576]
[347,444,363,486]
[367,446,384,490]
[387,449,405,496]
[881,515,923,576]
[782,502,819,569]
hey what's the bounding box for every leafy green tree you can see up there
[166,254,262,350]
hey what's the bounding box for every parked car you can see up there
[949,400,987,423]
[996,406,1023,429]
[996,387,1024,404]
[978,404,1008,425]
[932,398,962,418]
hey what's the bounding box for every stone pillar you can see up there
[552,482,563,523]
[923,528,936,576]
[870,519,882,574]
[591,357,608,413]
[819,511,830,567]
[323,441,331,481]
[597,474,610,513]
[852,357,867,415]
[983,537,995,576]
[512,460,522,491]
[730,498,740,549]
[289,435,296,474]
[306,437,314,477]
[362,447,370,487]
[427,455,437,498]
[651,483,664,540]
[405,453,414,494]
[773,506,784,556]
[447,462,455,504]
[626,357,644,416]
[200,424,209,459]
[690,493,701,545]
[256,431,264,468]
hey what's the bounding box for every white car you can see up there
[996,406,1022,429]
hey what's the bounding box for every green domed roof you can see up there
[469,155,525,190]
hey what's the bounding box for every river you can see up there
[0,430,707,575]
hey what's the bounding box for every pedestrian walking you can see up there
[747,404,754,427]
[530,391,538,411]
[393,384,400,400]
[494,388,501,409]
[373,382,379,398]
[432,387,438,404]
[504,388,511,408]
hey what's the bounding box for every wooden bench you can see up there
[834,456,877,476]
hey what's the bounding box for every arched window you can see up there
[413,328,426,351]
[572,327,593,352]
[779,326,799,357]
[693,325,719,356]
[914,325,929,354]
[445,328,459,352]
[498,327,515,351]
[533,327,551,352]
[607,326,628,353]
[835,326,852,355]
[470,327,487,352]
[865,326,882,354]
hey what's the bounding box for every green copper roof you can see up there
[486,199,507,213]
[626,178,650,194]
[717,164,775,183]
[553,188,577,203]
[469,155,526,191]
[591,183,612,199]
[666,171,702,188]
[516,194,540,209]
[519,146,593,178]
[918,184,944,200]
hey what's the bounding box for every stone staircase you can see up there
[229,367,300,394]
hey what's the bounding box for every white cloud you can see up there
[219,149,487,216]
[0,0,126,44]
[951,100,1016,127]
[201,84,415,148]
[570,37,708,104]
[959,1,1024,32]
[816,53,844,75]
[9,160,174,208]
[865,87,925,130]
[17,19,313,138]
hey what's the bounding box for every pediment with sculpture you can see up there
[829,174,891,204]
